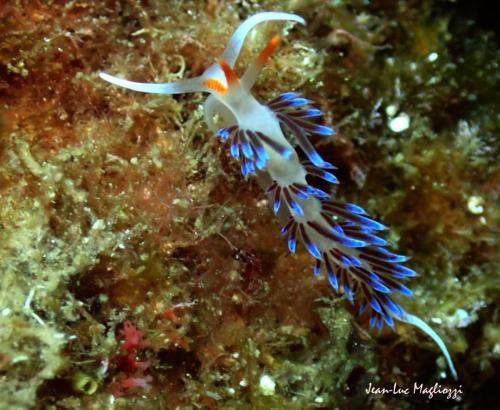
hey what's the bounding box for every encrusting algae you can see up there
[0,1,498,409]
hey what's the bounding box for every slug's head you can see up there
[201,61,237,96]
[98,12,304,96]
[202,35,281,102]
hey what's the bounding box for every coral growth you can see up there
[110,321,152,397]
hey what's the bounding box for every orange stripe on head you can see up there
[257,35,281,65]
[218,59,239,86]
[203,78,227,94]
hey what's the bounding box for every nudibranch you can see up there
[99,11,458,380]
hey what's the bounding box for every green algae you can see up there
[0,1,498,409]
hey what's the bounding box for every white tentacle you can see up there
[221,11,305,67]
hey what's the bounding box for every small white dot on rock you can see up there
[427,52,439,62]
[259,374,276,396]
[388,113,410,132]
[467,195,484,214]
[385,104,398,117]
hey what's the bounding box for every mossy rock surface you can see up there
[0,1,498,409]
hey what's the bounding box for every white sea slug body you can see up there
[99,11,457,380]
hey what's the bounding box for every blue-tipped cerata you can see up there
[314,125,335,136]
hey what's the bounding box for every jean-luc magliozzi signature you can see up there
[365,382,463,400]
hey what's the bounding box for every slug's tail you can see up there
[400,312,458,380]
